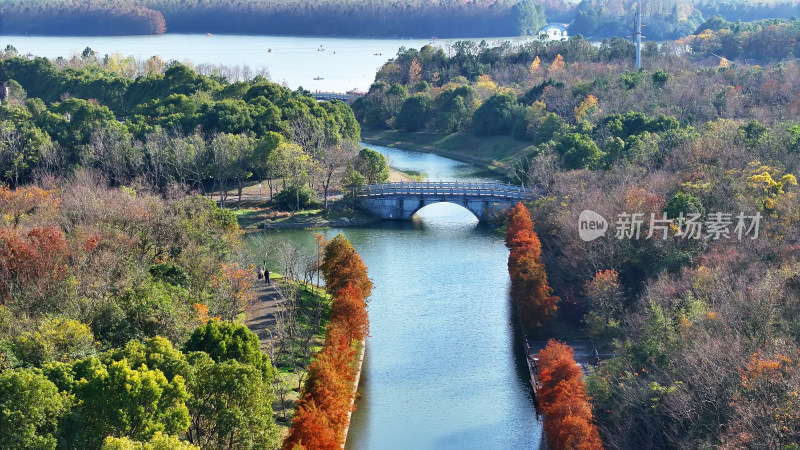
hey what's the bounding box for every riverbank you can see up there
[361,129,534,181]
[342,340,366,449]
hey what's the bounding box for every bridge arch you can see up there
[410,200,482,221]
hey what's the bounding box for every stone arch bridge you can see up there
[355,181,536,222]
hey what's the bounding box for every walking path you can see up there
[245,279,287,352]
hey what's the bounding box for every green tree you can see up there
[341,162,366,209]
[12,318,97,368]
[472,91,516,136]
[102,432,198,450]
[556,133,604,170]
[664,192,704,220]
[0,368,71,450]
[515,0,546,36]
[184,353,280,450]
[71,358,190,448]
[355,147,389,184]
[266,141,316,211]
[396,95,430,132]
[184,321,273,379]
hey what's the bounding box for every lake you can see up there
[0,33,531,93]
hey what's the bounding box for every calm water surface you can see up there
[0,34,527,92]
[251,146,542,449]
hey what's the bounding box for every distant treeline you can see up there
[0,0,547,37]
[0,3,166,36]
[688,17,800,62]
[696,0,800,22]
[4,0,800,39]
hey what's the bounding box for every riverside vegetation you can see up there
[282,234,371,450]
[358,25,800,449]
[0,48,382,448]
[0,180,374,449]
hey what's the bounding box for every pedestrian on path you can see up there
[265,268,270,285]
[256,267,263,280]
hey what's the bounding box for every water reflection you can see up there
[412,203,480,230]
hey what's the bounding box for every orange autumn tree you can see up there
[284,401,339,450]
[321,234,373,298]
[505,202,558,328]
[330,283,370,341]
[538,340,603,450]
[284,234,370,450]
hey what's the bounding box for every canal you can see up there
[252,144,543,449]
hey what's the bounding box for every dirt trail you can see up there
[245,280,287,352]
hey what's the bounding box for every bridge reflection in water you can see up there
[355,181,536,222]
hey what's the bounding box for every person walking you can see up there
[265,268,270,285]
[256,267,263,280]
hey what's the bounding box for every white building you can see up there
[537,23,568,41]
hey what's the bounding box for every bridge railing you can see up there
[355,181,535,200]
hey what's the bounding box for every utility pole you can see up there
[634,1,643,69]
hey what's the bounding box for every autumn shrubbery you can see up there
[283,234,371,450]
[538,339,603,450]
[505,202,558,330]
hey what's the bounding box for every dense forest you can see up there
[0,50,376,211]
[0,0,547,37]
[1,0,798,38]
[360,29,800,447]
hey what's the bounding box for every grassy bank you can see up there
[361,128,536,180]
[235,205,378,229]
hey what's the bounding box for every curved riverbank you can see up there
[361,129,530,182]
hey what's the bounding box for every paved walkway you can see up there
[245,279,287,352]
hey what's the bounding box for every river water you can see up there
[0,33,528,92]
[250,144,542,449]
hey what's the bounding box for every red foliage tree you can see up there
[0,226,68,305]
[285,235,371,449]
[505,202,535,249]
[537,340,603,450]
[330,283,370,341]
[282,400,340,450]
[505,202,558,328]
[321,234,372,298]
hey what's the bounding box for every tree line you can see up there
[358,33,800,175]
[2,0,798,39]
[688,17,800,62]
[282,234,371,450]
[0,2,166,35]
[0,0,546,37]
